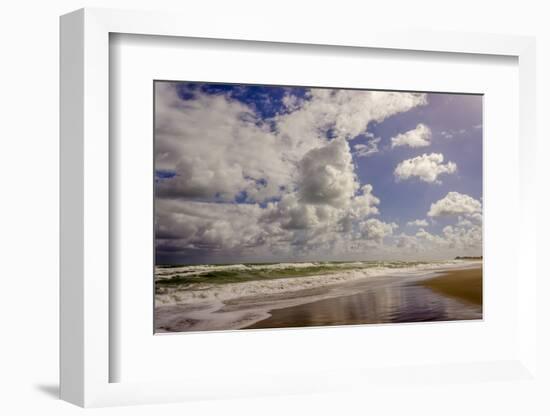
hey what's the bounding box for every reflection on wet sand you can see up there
[246,275,481,329]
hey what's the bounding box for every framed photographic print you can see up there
[60,8,538,408]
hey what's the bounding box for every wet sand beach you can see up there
[246,266,482,330]
[419,267,482,306]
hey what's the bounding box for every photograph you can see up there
[153,81,483,333]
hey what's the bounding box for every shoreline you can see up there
[155,260,481,308]
[245,265,482,330]
[155,263,482,332]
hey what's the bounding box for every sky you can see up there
[154,81,483,265]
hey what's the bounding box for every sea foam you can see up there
[155,260,479,307]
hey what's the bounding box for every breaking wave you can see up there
[155,260,479,307]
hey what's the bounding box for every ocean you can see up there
[154,260,482,333]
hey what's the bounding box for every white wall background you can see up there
[0,0,548,414]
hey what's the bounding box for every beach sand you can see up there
[246,266,482,330]
[419,266,482,306]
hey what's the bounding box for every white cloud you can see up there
[358,218,398,244]
[348,184,380,219]
[365,207,482,258]
[275,89,427,144]
[155,83,486,262]
[427,192,482,217]
[261,181,380,235]
[156,199,270,255]
[391,123,432,148]
[386,207,482,257]
[353,136,381,157]
[415,228,446,245]
[155,83,293,202]
[469,212,483,224]
[298,139,358,208]
[441,223,482,250]
[413,222,481,252]
[394,153,457,183]
[281,93,303,112]
[156,84,429,205]
[157,179,385,261]
[394,233,419,250]
[261,193,336,232]
[456,216,473,228]
[407,219,429,227]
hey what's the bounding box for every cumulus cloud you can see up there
[427,192,482,217]
[469,212,483,224]
[369,196,482,258]
[261,193,335,231]
[387,202,482,257]
[154,82,482,262]
[456,216,473,228]
[348,184,380,219]
[157,182,384,262]
[281,93,303,112]
[394,153,457,183]
[298,139,357,208]
[155,83,293,202]
[441,223,482,250]
[155,83,431,261]
[415,228,446,244]
[407,219,429,227]
[156,199,270,259]
[395,233,420,250]
[391,123,432,148]
[156,84,428,205]
[359,219,398,244]
[275,89,427,144]
[261,182,380,237]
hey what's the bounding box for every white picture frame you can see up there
[60,7,537,407]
